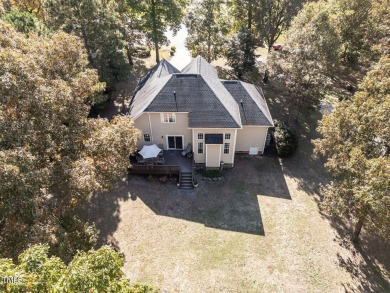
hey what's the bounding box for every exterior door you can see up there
[167,136,183,149]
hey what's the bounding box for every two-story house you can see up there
[129,56,273,168]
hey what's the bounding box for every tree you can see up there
[0,244,157,292]
[254,0,306,51]
[267,0,341,119]
[0,20,140,261]
[128,0,188,63]
[2,9,47,33]
[185,0,231,62]
[314,55,390,242]
[226,26,256,79]
[44,0,131,86]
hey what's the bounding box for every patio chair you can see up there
[136,155,145,164]
[156,157,165,165]
[181,143,192,157]
[157,144,164,157]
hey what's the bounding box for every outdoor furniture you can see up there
[136,155,145,164]
[139,144,162,159]
[156,157,165,165]
[157,144,164,157]
[181,143,192,157]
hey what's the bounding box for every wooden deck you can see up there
[128,151,193,175]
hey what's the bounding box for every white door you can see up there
[206,145,221,167]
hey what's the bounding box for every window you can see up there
[198,133,204,140]
[225,133,231,140]
[198,142,203,154]
[224,143,230,154]
[161,113,176,123]
[143,134,151,142]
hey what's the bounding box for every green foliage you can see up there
[44,0,131,86]
[254,0,306,50]
[314,55,390,241]
[274,120,298,157]
[0,244,157,292]
[2,9,47,34]
[128,0,188,62]
[0,21,140,260]
[226,26,256,79]
[185,0,231,62]
[204,170,223,178]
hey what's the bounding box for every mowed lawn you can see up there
[87,141,389,292]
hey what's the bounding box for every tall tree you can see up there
[267,0,341,119]
[254,0,306,51]
[128,0,187,63]
[0,20,140,261]
[226,26,256,79]
[44,0,131,86]
[0,244,157,292]
[185,0,231,62]
[314,55,390,242]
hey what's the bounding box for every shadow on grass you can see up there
[87,155,291,248]
[265,87,390,291]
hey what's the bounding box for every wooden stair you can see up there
[180,172,193,189]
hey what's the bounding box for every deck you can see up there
[128,151,193,175]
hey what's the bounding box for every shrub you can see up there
[274,120,298,158]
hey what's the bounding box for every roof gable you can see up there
[181,55,219,79]
[222,81,273,126]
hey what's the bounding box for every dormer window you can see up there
[161,113,176,123]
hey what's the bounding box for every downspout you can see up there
[232,129,238,167]
[148,113,154,144]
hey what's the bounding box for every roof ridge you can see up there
[201,76,242,128]
[239,81,273,126]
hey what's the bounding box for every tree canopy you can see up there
[43,0,132,86]
[0,20,140,260]
[314,55,390,242]
[128,0,188,62]
[0,244,157,292]
[185,0,231,62]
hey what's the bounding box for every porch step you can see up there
[180,172,193,189]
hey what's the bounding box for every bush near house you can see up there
[274,120,298,158]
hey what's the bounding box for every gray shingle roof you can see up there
[145,74,241,128]
[222,81,273,126]
[181,56,219,78]
[130,57,273,128]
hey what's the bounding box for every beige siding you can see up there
[236,126,268,154]
[206,145,221,167]
[134,113,191,150]
[192,129,236,165]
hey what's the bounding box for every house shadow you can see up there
[87,155,291,245]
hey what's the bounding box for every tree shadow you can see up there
[87,155,291,249]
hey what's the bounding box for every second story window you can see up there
[161,113,176,123]
[225,133,231,140]
[198,133,204,140]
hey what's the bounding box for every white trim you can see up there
[160,112,177,123]
[240,125,270,128]
[148,113,154,143]
[232,129,237,167]
[166,135,185,150]
[261,127,269,154]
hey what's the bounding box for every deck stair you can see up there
[180,172,193,189]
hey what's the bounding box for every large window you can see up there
[143,134,151,142]
[198,142,204,154]
[161,113,176,123]
[224,143,230,154]
[224,133,231,140]
[198,133,204,140]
